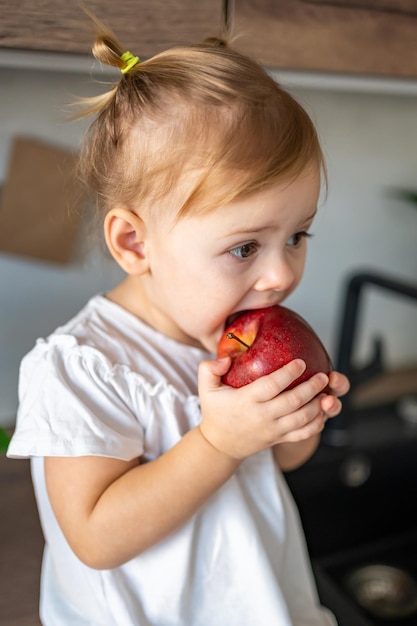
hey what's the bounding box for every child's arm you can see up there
[44,358,330,570]
[45,426,240,570]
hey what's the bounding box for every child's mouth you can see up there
[225,304,280,330]
[224,310,249,329]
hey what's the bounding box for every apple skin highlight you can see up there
[217,305,332,389]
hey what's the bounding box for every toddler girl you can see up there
[8,17,349,626]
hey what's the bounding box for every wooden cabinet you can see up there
[230,0,417,79]
[0,0,224,58]
[2,0,417,78]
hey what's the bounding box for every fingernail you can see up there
[294,358,306,371]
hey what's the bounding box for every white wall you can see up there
[1,63,416,427]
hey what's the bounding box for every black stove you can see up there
[285,403,417,626]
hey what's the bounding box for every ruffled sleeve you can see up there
[8,334,201,461]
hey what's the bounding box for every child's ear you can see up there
[104,207,149,275]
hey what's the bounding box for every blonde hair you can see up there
[75,17,325,221]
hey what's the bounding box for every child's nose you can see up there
[254,256,296,293]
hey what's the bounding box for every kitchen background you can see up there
[1,57,416,429]
[2,4,417,624]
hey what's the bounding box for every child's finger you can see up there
[248,359,307,401]
[327,371,350,397]
[320,393,342,416]
[269,372,330,420]
[269,395,327,442]
[198,357,231,391]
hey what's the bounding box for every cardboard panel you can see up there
[0,137,84,264]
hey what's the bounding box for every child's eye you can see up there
[229,242,258,259]
[286,231,313,248]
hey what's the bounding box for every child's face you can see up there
[140,165,321,354]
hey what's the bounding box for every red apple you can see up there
[217,305,332,389]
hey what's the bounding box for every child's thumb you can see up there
[198,357,231,390]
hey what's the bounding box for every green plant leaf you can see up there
[0,427,11,453]
[389,188,417,207]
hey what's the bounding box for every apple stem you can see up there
[226,332,250,349]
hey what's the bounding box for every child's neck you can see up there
[106,277,203,349]
[107,277,152,326]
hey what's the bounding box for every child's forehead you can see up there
[175,163,320,224]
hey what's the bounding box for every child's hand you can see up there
[273,369,351,471]
[198,357,332,460]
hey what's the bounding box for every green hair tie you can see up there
[120,51,140,75]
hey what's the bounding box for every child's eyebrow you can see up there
[228,210,318,237]
[301,209,318,225]
[226,225,271,237]
[221,208,319,243]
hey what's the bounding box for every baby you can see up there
[8,17,349,626]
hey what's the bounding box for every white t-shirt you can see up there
[8,296,336,626]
